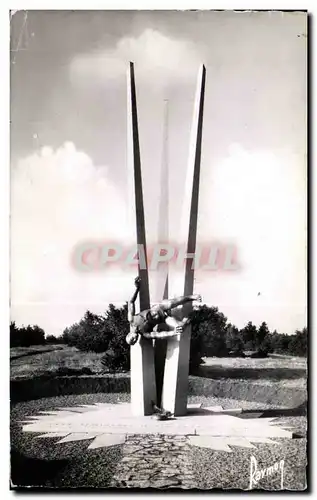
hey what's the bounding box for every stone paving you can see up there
[11,394,307,490]
[111,434,196,489]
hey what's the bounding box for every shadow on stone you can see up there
[240,401,307,418]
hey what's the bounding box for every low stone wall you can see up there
[10,373,306,407]
[188,376,306,407]
[10,374,130,403]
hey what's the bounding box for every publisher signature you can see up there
[249,455,284,490]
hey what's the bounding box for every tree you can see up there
[288,327,307,356]
[256,322,270,351]
[62,310,109,352]
[270,332,291,353]
[62,305,131,371]
[10,322,45,347]
[226,324,244,353]
[241,321,257,351]
[101,304,130,372]
[10,321,19,347]
[259,333,273,354]
[62,303,231,374]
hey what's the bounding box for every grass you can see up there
[10,345,106,379]
[10,344,64,360]
[10,346,306,407]
[197,355,307,386]
[202,354,307,370]
[10,345,307,387]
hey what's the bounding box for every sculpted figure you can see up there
[126,276,202,346]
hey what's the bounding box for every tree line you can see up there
[10,304,307,372]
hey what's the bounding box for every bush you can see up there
[188,305,228,372]
[45,334,64,344]
[100,304,130,372]
[288,328,307,357]
[63,304,130,372]
[268,329,307,357]
[270,331,292,354]
[101,348,130,373]
[62,311,110,352]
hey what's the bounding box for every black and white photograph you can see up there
[9,9,307,491]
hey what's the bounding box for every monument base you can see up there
[22,401,293,452]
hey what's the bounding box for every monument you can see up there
[127,61,206,416]
[19,62,297,488]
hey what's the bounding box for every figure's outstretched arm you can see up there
[159,294,202,312]
[128,277,141,323]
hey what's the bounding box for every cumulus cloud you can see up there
[10,142,135,334]
[196,144,307,332]
[69,29,202,87]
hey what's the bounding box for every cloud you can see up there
[196,144,307,332]
[10,142,134,334]
[69,29,202,87]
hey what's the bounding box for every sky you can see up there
[10,10,307,335]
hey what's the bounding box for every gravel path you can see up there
[111,434,195,489]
